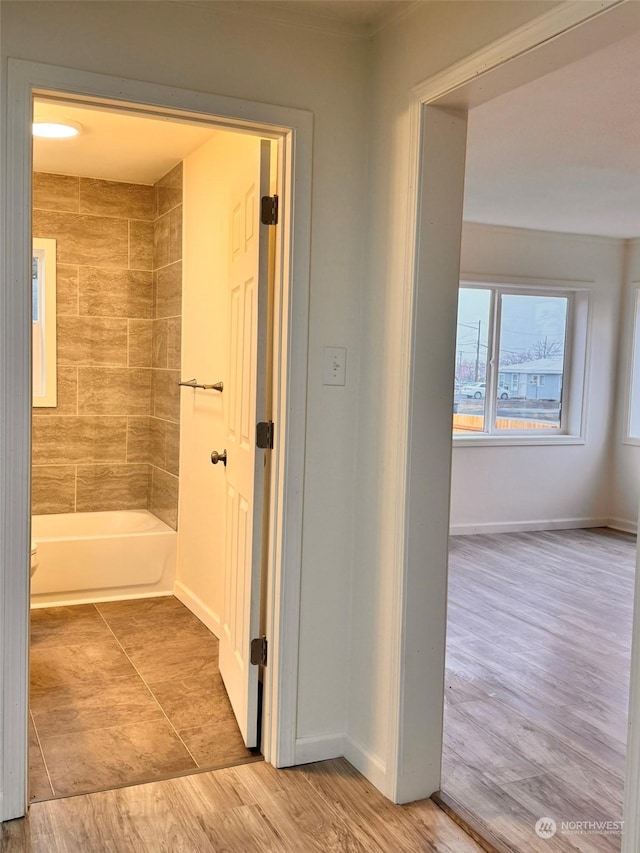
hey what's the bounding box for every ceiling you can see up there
[464,27,640,239]
[33,99,216,185]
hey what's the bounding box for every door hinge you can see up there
[260,195,279,226]
[250,635,268,666]
[256,420,274,449]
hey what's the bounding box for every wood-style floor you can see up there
[3,757,482,852]
[443,528,635,853]
[29,596,256,801]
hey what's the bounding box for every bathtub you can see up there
[30,510,177,607]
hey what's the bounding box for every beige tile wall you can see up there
[150,164,182,528]
[32,169,182,529]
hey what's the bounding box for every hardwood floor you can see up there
[2,757,482,852]
[443,528,635,853]
[29,596,257,801]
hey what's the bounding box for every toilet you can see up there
[30,541,39,577]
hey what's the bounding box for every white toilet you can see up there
[30,541,39,577]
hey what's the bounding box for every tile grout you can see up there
[94,603,202,769]
[29,709,57,800]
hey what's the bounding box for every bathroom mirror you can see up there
[32,237,57,407]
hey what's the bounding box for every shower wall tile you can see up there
[79,268,153,319]
[156,163,182,216]
[32,367,78,417]
[33,173,79,213]
[149,417,167,469]
[128,320,153,368]
[126,417,151,464]
[33,172,170,516]
[149,467,179,529]
[154,262,182,318]
[169,207,182,265]
[79,178,156,221]
[152,319,168,369]
[129,221,154,271]
[165,423,180,477]
[32,417,127,465]
[78,367,152,416]
[167,318,181,371]
[56,265,79,315]
[32,209,129,268]
[31,466,76,515]
[76,464,150,512]
[152,369,180,423]
[149,165,183,530]
[153,213,171,269]
[58,317,128,366]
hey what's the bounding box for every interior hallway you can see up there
[443,528,635,852]
[30,596,257,801]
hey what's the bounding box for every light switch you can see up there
[323,346,347,386]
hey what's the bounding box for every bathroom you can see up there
[29,97,272,800]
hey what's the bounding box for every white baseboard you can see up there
[293,733,345,766]
[608,517,638,535]
[450,516,609,536]
[344,735,388,796]
[173,580,221,638]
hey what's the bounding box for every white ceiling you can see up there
[33,99,216,185]
[464,27,640,239]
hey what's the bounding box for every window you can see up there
[627,288,640,440]
[32,238,57,407]
[453,283,587,439]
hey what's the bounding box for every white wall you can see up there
[1,0,367,750]
[450,222,625,533]
[610,238,640,532]
[177,132,262,630]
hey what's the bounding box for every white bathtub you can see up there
[30,510,177,607]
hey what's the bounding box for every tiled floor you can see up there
[29,596,258,802]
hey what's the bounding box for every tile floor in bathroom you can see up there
[29,596,259,801]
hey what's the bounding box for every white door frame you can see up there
[0,58,312,821]
[390,1,640,848]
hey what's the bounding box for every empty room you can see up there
[443,27,640,853]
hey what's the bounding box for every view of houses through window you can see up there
[454,285,569,435]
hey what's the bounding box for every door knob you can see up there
[211,449,227,467]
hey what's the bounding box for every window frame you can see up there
[32,237,57,408]
[624,284,640,446]
[454,276,590,446]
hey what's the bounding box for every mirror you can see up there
[32,238,57,407]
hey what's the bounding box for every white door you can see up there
[218,140,272,748]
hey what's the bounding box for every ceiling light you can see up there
[32,121,81,139]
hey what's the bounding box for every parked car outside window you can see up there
[459,382,510,399]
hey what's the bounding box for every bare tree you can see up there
[500,337,563,365]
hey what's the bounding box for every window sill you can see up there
[453,434,586,448]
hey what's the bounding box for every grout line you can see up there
[94,607,201,769]
[29,709,57,799]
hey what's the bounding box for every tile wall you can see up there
[149,164,182,528]
[32,168,182,528]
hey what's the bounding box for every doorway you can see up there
[389,5,640,851]
[29,97,276,800]
[1,60,312,821]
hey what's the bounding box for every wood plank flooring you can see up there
[443,528,635,853]
[29,596,256,801]
[2,757,482,852]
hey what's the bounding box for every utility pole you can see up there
[474,320,481,382]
